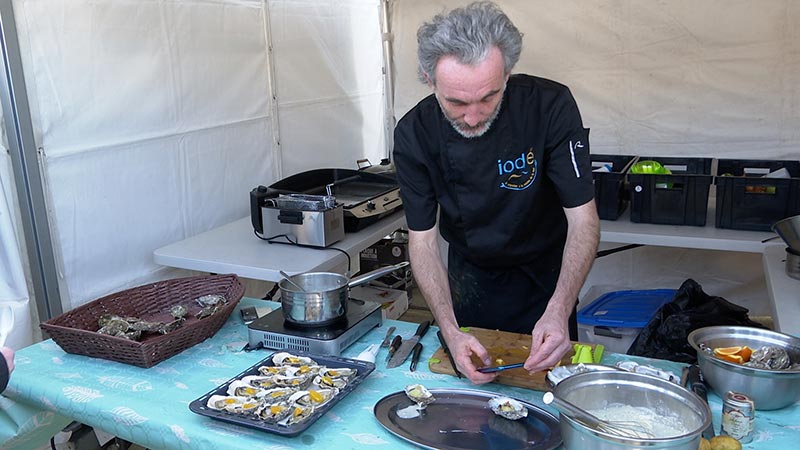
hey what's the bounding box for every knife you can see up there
[380,326,396,347]
[477,362,525,373]
[682,364,715,439]
[387,321,430,368]
[436,330,462,379]
[409,342,423,371]
[385,335,402,363]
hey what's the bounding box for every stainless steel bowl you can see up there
[773,214,800,251]
[553,371,710,450]
[687,326,800,410]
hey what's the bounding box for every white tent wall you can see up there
[391,0,800,314]
[269,0,387,175]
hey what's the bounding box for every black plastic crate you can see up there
[628,156,713,226]
[591,154,636,220]
[715,159,800,231]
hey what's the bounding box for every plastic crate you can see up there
[715,159,800,231]
[628,156,713,226]
[591,154,636,220]
[577,289,676,354]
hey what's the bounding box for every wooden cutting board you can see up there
[428,327,597,391]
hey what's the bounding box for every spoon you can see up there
[0,305,14,347]
[279,270,306,292]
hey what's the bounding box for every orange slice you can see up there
[713,346,752,364]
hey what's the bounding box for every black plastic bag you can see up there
[627,279,766,363]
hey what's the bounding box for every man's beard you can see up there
[437,95,503,139]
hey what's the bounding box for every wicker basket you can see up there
[40,274,244,368]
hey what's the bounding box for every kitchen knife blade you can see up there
[436,330,462,379]
[380,326,396,347]
[387,321,430,368]
[409,342,423,371]
[476,362,525,373]
[385,335,402,363]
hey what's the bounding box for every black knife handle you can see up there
[386,335,402,361]
[415,321,431,339]
[410,342,423,371]
[436,330,463,379]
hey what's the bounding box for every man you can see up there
[393,1,600,384]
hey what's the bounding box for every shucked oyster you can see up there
[256,401,292,423]
[404,384,434,407]
[206,395,260,414]
[289,388,338,408]
[272,352,317,367]
[488,396,528,420]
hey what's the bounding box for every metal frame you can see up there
[0,0,62,320]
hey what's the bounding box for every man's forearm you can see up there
[547,201,601,317]
[408,229,461,336]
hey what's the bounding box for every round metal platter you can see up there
[373,388,562,450]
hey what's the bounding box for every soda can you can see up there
[721,391,755,443]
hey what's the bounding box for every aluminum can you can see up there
[721,391,755,443]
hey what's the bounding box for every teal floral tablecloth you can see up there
[3,297,798,449]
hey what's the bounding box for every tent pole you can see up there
[380,0,395,159]
[0,0,63,321]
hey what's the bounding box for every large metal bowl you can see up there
[687,326,800,410]
[773,214,800,251]
[553,371,710,450]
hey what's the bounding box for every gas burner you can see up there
[247,299,382,356]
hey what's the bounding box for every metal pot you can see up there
[279,261,409,326]
[554,371,710,450]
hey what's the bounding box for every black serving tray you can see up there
[189,351,375,437]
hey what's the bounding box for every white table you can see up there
[154,211,407,281]
[599,203,774,253]
[763,245,800,335]
[597,204,799,336]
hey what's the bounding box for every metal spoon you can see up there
[279,270,306,292]
[0,304,14,347]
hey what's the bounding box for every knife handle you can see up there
[385,335,402,362]
[414,320,431,339]
[436,330,462,379]
[381,326,396,347]
[410,342,423,371]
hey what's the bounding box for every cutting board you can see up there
[428,327,597,391]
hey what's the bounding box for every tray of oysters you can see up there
[189,351,375,436]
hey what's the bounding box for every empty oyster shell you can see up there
[488,396,528,420]
[404,384,434,407]
[744,345,792,370]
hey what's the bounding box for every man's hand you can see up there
[522,310,571,374]
[447,330,498,384]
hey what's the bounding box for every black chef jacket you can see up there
[393,74,594,334]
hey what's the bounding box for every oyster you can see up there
[272,352,317,367]
[274,374,313,389]
[488,396,528,420]
[258,387,296,404]
[404,384,434,407]
[226,380,262,398]
[241,375,277,389]
[258,365,293,377]
[170,304,188,320]
[319,367,356,381]
[195,294,227,319]
[256,401,293,423]
[744,346,792,370]
[289,388,338,408]
[98,317,130,335]
[280,403,315,426]
[314,374,348,390]
[206,395,259,414]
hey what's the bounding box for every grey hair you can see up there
[417,1,522,85]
